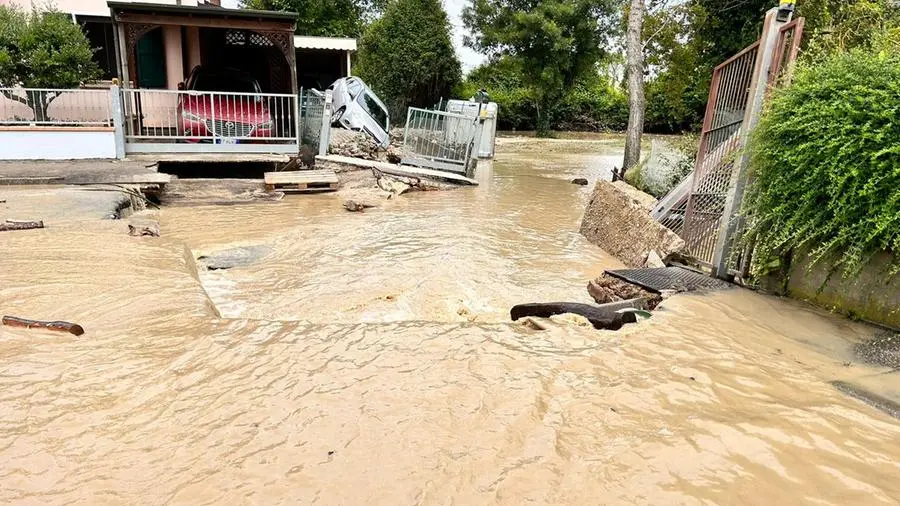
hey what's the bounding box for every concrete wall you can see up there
[580,180,685,268]
[765,251,900,330]
[0,128,117,159]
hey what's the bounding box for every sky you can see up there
[226,0,486,73]
[442,0,487,73]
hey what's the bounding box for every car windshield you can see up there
[191,71,258,94]
[347,79,364,97]
[357,92,388,130]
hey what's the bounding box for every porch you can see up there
[109,2,301,158]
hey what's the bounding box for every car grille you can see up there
[206,119,255,137]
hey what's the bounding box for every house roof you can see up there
[106,2,298,21]
[294,36,357,52]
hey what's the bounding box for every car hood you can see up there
[182,94,270,124]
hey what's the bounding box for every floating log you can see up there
[510,302,638,330]
[0,219,43,232]
[2,316,84,336]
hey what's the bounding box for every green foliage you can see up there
[0,6,99,89]
[798,0,899,58]
[243,0,379,37]
[643,0,899,133]
[744,50,900,279]
[355,0,461,120]
[463,0,617,136]
[461,57,627,132]
[0,5,99,121]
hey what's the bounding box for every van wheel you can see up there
[331,107,345,125]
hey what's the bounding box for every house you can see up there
[0,0,355,160]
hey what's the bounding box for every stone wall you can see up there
[580,180,684,268]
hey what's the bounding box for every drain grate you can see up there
[605,267,731,293]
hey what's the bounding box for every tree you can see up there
[243,0,385,37]
[355,0,461,120]
[622,0,645,173]
[0,6,100,122]
[463,0,617,137]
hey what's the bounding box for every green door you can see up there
[136,28,167,88]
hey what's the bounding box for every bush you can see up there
[355,0,461,121]
[744,49,900,278]
[461,59,628,132]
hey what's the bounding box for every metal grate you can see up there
[605,267,732,293]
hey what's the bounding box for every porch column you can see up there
[162,25,184,89]
[185,26,202,72]
[345,50,352,76]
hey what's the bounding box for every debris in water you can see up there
[0,219,43,232]
[128,223,160,237]
[549,313,593,327]
[2,315,84,336]
[511,302,638,330]
[571,178,589,186]
[617,308,653,319]
[343,200,375,213]
[588,274,662,309]
[196,245,272,271]
[519,317,548,331]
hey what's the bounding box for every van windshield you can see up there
[357,93,388,130]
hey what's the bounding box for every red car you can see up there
[177,66,274,143]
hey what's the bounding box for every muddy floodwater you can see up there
[2,136,900,504]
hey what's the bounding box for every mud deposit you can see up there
[1,137,899,504]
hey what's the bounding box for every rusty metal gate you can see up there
[667,15,804,273]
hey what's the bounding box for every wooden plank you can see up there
[264,170,338,185]
[316,155,478,186]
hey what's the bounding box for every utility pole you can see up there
[622,0,645,178]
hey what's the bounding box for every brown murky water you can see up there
[2,136,900,504]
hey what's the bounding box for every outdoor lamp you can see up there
[777,0,795,22]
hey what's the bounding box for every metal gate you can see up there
[401,107,476,175]
[121,88,300,155]
[680,41,760,266]
[662,14,804,273]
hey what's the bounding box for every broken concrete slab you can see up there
[580,180,685,268]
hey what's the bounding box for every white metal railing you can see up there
[0,88,113,127]
[120,88,298,147]
[402,107,476,175]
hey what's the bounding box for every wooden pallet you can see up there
[264,170,339,192]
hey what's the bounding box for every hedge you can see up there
[744,49,900,278]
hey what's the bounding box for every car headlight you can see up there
[257,120,273,129]
[182,111,202,121]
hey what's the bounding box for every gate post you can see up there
[712,7,790,278]
[110,85,126,159]
[318,90,333,157]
